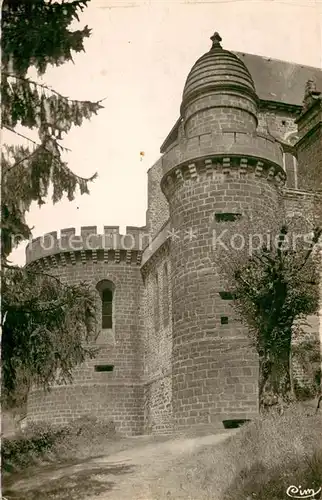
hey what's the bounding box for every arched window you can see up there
[163,263,169,327]
[154,272,160,332]
[96,280,115,330]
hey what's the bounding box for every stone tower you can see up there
[160,33,286,430]
[25,226,147,435]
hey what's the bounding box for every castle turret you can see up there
[181,32,258,137]
[25,225,148,435]
[160,33,285,431]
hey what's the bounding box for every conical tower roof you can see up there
[181,32,257,113]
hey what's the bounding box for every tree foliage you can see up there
[214,209,322,412]
[2,0,103,260]
[1,0,102,408]
[2,266,98,409]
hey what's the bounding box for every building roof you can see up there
[181,33,257,115]
[234,52,322,107]
[160,51,322,153]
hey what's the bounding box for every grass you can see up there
[151,405,322,500]
[3,406,322,500]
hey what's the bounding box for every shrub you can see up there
[222,408,322,500]
[1,415,116,474]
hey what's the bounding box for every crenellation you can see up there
[188,163,198,179]
[60,253,67,266]
[104,225,119,234]
[115,249,120,264]
[126,250,132,264]
[61,227,76,238]
[254,161,264,176]
[239,157,248,175]
[204,158,213,176]
[26,225,150,265]
[222,157,231,175]
[92,249,98,264]
[81,226,97,237]
[80,250,86,264]
[43,256,51,271]
[50,255,58,267]
[267,166,276,180]
[69,251,76,265]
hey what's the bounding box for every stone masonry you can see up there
[24,32,322,435]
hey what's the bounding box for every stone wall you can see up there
[258,107,299,189]
[183,93,257,137]
[25,256,145,436]
[146,158,170,239]
[258,108,298,140]
[142,243,173,434]
[296,98,322,193]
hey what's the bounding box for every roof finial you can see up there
[210,32,222,49]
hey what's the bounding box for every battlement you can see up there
[26,225,149,264]
[161,131,283,174]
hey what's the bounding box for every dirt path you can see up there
[5,430,236,500]
[89,430,235,499]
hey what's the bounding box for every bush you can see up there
[222,408,322,500]
[224,450,322,500]
[151,406,322,500]
[1,415,116,474]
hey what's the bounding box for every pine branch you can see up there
[4,125,97,184]
[5,301,68,314]
[3,72,72,100]
[2,146,43,175]
[2,263,63,285]
[4,126,72,154]
[3,72,106,107]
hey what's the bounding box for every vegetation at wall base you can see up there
[216,210,322,413]
[150,406,322,500]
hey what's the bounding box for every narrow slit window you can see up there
[163,263,169,327]
[219,291,235,300]
[154,272,160,332]
[94,365,114,372]
[215,213,241,223]
[102,288,113,329]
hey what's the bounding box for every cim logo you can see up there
[286,485,322,499]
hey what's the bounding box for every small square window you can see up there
[221,316,229,325]
[94,365,114,372]
[219,291,234,300]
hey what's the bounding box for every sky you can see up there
[8,0,322,265]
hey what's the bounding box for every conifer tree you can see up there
[1,0,102,408]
